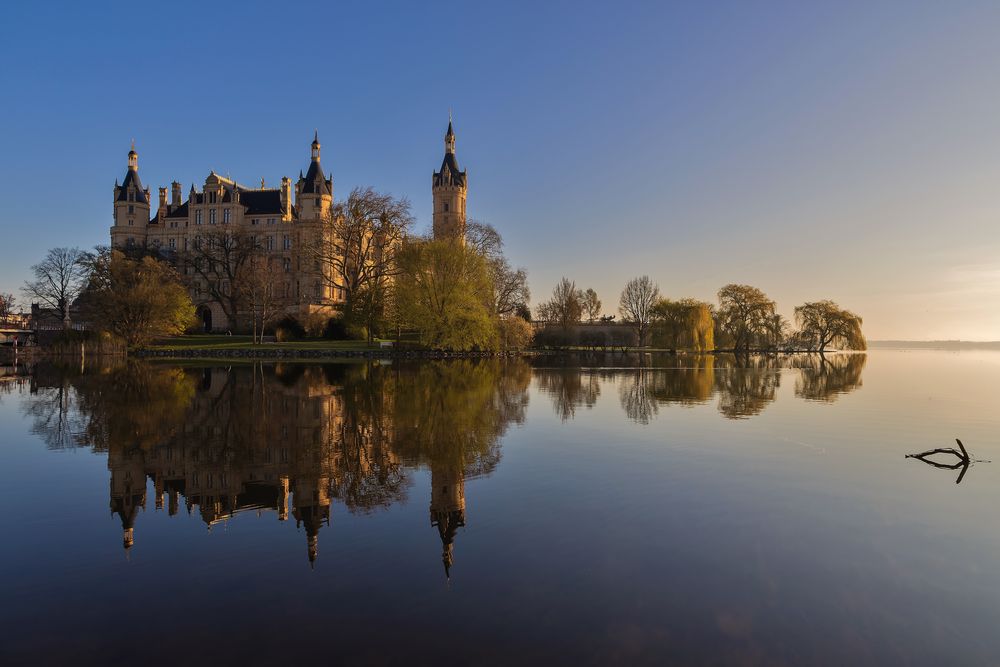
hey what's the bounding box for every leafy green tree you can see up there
[86,250,196,347]
[794,300,866,352]
[394,239,498,350]
[498,316,534,350]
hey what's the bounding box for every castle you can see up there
[111,122,468,331]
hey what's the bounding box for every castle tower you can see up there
[295,131,333,221]
[429,464,466,579]
[432,119,467,242]
[111,142,151,248]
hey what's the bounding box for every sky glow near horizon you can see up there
[2,1,1000,340]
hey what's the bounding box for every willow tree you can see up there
[394,239,498,351]
[651,298,714,352]
[794,300,866,353]
[716,284,776,355]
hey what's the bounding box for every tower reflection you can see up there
[29,359,530,572]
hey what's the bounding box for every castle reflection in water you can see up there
[11,353,863,572]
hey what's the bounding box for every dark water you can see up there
[1,351,999,665]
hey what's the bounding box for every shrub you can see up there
[323,317,349,340]
[499,316,534,350]
[302,312,328,338]
[272,315,305,342]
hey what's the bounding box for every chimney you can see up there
[158,187,168,209]
[280,176,292,218]
[171,181,181,206]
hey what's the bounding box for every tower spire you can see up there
[445,116,455,155]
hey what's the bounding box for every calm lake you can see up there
[2,350,1000,665]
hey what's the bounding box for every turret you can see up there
[111,142,151,248]
[296,131,333,220]
[432,118,468,242]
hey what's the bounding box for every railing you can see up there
[0,315,32,329]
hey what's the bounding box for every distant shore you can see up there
[868,340,1000,350]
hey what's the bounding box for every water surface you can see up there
[2,351,999,665]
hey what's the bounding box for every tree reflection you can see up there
[714,356,781,419]
[535,368,601,421]
[794,353,866,402]
[618,369,659,425]
[24,358,530,571]
[390,359,531,576]
[617,357,715,423]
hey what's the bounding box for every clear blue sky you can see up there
[3,0,1000,339]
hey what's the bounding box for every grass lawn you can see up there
[147,335,380,351]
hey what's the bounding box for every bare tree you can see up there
[618,276,660,347]
[311,186,413,337]
[716,284,776,356]
[794,300,865,353]
[537,278,582,330]
[179,228,261,330]
[582,288,601,323]
[466,222,530,317]
[238,255,288,343]
[0,292,15,319]
[465,220,504,259]
[23,247,90,328]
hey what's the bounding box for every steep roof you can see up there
[164,202,189,218]
[162,188,283,218]
[434,152,466,187]
[299,160,331,195]
[116,168,149,203]
[239,189,284,215]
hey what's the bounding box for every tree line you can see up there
[12,184,862,353]
[535,277,865,354]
